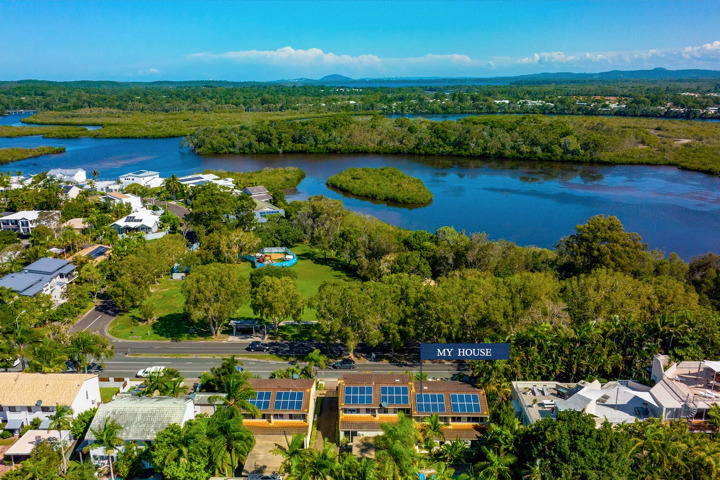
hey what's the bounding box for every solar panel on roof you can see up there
[416,393,446,413]
[380,386,409,405]
[344,386,373,405]
[87,246,109,259]
[249,391,271,410]
[274,391,304,410]
[450,393,482,413]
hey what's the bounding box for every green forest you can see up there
[0,146,65,164]
[327,167,433,204]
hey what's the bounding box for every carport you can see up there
[242,434,288,477]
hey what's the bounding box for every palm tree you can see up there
[49,405,74,473]
[210,373,261,418]
[438,439,468,465]
[89,418,124,480]
[164,174,183,201]
[304,349,327,378]
[431,462,455,480]
[271,432,306,475]
[25,339,68,373]
[165,423,206,466]
[522,458,547,480]
[206,409,255,477]
[474,445,516,480]
[67,331,114,373]
[422,414,448,449]
[92,170,100,180]
[298,438,338,479]
[166,377,189,397]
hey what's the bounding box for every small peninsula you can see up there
[327,167,433,205]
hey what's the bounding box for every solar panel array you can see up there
[87,246,109,259]
[450,394,482,413]
[416,393,446,413]
[274,391,304,410]
[380,386,409,405]
[344,386,373,404]
[248,391,271,410]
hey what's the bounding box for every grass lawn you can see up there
[108,244,355,341]
[100,387,119,403]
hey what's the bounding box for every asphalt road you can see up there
[72,305,466,380]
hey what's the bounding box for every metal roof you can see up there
[24,257,72,275]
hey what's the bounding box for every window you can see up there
[41,406,53,413]
[8,406,17,412]
[344,408,359,414]
[274,414,284,420]
[86,391,89,400]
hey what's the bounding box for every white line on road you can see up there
[84,315,102,331]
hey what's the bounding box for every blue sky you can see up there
[2,0,719,81]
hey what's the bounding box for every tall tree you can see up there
[48,405,74,473]
[250,276,304,336]
[183,263,250,337]
[88,418,124,480]
[67,331,114,373]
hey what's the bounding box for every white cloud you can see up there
[186,41,720,77]
[190,46,381,67]
[138,68,160,76]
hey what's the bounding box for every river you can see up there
[1,113,719,259]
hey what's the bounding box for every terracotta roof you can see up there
[0,373,96,407]
[244,419,308,436]
[107,192,128,199]
[440,424,485,441]
[339,414,399,432]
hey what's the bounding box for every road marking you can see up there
[84,315,102,331]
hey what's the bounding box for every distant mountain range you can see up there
[282,68,720,87]
[5,68,720,88]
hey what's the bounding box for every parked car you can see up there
[332,359,356,370]
[136,366,166,378]
[247,341,270,352]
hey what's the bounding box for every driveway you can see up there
[243,435,287,477]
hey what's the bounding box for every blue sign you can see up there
[421,343,510,360]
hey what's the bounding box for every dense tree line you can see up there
[327,167,433,204]
[186,114,720,175]
[0,146,65,164]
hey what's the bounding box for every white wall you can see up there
[70,376,102,417]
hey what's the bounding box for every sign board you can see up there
[420,343,510,360]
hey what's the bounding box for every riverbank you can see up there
[0,146,65,164]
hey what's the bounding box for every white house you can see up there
[91,180,125,193]
[86,396,194,465]
[0,257,77,305]
[62,185,81,199]
[0,211,60,235]
[178,173,235,189]
[118,170,164,188]
[111,208,163,234]
[0,373,101,433]
[102,191,143,212]
[47,168,87,184]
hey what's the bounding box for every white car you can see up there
[13,358,20,368]
[136,366,166,378]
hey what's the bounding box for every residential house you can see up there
[0,257,77,304]
[337,374,488,444]
[63,218,90,231]
[111,208,163,234]
[86,396,194,465]
[649,354,720,424]
[241,379,317,477]
[118,170,164,188]
[338,374,413,443]
[101,191,143,212]
[0,373,101,433]
[0,211,60,235]
[178,173,235,189]
[5,430,72,465]
[47,168,87,184]
[512,380,656,427]
[61,185,81,199]
[252,198,285,223]
[412,380,489,441]
[243,185,273,202]
[91,180,125,193]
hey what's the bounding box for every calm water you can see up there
[1,113,719,258]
